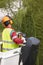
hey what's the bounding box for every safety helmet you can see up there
[2,15,13,27]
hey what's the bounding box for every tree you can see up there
[12,8,26,31]
[0,0,22,16]
[21,0,43,65]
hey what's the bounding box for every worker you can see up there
[2,15,24,52]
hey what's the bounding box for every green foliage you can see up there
[0,0,14,8]
[0,0,7,8]
[12,9,27,31]
[21,0,43,65]
[0,23,4,32]
[21,10,35,37]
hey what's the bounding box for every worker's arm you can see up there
[10,30,23,44]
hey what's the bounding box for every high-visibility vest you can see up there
[2,28,19,52]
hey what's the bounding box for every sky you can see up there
[0,10,7,21]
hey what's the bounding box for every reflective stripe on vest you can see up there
[3,48,14,51]
[1,40,14,44]
[2,28,19,52]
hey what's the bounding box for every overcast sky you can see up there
[0,10,7,20]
